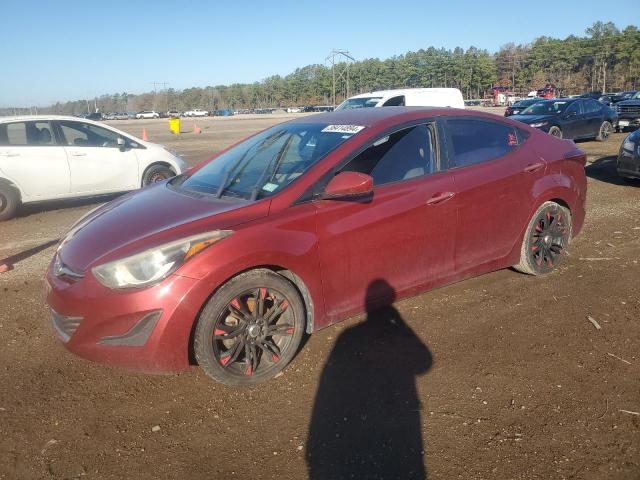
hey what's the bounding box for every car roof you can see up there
[0,114,105,124]
[535,97,578,103]
[347,88,460,99]
[285,106,487,128]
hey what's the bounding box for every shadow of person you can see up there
[306,279,433,480]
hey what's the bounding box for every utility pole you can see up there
[326,49,355,106]
[150,82,168,110]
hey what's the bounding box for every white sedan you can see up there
[183,109,209,117]
[136,111,160,119]
[0,115,187,220]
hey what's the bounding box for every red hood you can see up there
[59,183,269,272]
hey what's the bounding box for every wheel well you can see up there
[549,197,570,213]
[0,178,21,201]
[186,265,315,365]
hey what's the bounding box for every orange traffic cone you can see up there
[194,123,202,134]
[0,262,13,273]
[142,128,149,141]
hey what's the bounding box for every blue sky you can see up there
[1,0,637,106]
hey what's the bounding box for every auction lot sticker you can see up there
[321,124,366,134]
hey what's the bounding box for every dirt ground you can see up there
[0,109,638,480]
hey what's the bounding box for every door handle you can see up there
[69,152,87,156]
[524,162,544,173]
[426,191,455,205]
[0,152,19,157]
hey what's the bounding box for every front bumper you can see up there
[45,262,208,374]
[617,148,640,179]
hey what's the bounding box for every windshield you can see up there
[335,97,383,111]
[521,101,569,115]
[175,123,363,200]
[632,92,640,100]
[514,99,538,108]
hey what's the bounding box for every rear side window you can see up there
[446,119,520,168]
[342,124,435,185]
[584,99,602,113]
[383,95,405,107]
[0,121,55,146]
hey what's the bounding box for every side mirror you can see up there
[117,137,126,151]
[322,171,373,200]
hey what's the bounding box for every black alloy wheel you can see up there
[194,270,305,385]
[515,202,572,275]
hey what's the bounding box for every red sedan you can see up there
[46,107,587,385]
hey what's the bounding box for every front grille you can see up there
[50,308,83,342]
[617,105,640,115]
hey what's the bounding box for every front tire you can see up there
[596,121,612,141]
[548,126,563,139]
[194,269,306,386]
[515,201,572,275]
[0,185,20,221]
[141,164,174,187]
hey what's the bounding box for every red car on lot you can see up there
[46,107,587,385]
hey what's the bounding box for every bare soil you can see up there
[0,110,638,479]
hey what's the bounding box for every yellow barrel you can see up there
[169,117,181,135]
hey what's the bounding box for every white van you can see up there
[335,88,465,110]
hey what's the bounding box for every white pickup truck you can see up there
[183,109,209,117]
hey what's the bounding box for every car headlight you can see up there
[92,230,232,289]
[622,140,636,153]
[530,122,548,128]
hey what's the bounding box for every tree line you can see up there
[4,21,639,116]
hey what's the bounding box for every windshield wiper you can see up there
[248,135,293,201]
[215,130,287,199]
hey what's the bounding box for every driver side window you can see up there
[565,102,581,116]
[341,124,435,186]
[58,121,120,147]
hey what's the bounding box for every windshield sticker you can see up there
[321,124,366,134]
[262,182,279,193]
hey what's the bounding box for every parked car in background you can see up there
[184,109,208,117]
[617,128,640,181]
[104,112,128,120]
[511,97,617,141]
[614,91,640,131]
[136,111,160,119]
[610,91,638,104]
[167,110,181,118]
[336,88,465,110]
[579,92,612,106]
[210,109,234,117]
[45,107,586,385]
[504,98,541,117]
[86,112,103,121]
[0,115,186,220]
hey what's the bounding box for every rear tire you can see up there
[194,269,306,386]
[141,164,174,187]
[0,185,20,221]
[596,121,612,141]
[515,201,572,276]
[548,126,563,139]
